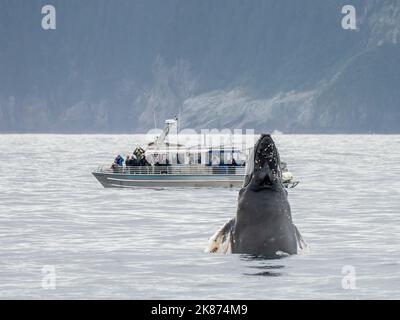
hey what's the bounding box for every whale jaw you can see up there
[244,134,284,190]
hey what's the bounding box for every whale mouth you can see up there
[243,134,282,188]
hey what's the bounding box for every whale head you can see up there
[233,134,298,256]
[243,134,283,190]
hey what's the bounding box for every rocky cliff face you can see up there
[0,0,399,133]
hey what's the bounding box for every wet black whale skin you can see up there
[231,134,299,256]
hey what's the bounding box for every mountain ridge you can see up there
[0,0,399,133]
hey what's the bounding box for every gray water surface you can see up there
[0,134,399,299]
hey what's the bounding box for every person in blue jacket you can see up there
[114,155,124,166]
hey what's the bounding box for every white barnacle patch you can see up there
[275,251,290,257]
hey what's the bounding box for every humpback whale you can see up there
[207,134,307,256]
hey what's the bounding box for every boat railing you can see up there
[96,165,246,175]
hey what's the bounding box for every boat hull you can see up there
[92,172,243,188]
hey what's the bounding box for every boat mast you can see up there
[153,110,157,129]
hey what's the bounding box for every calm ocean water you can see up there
[0,134,399,299]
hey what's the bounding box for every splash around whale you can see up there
[207,134,308,257]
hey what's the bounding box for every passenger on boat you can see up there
[133,146,145,159]
[139,154,151,166]
[114,155,124,166]
[125,155,131,166]
[130,154,138,166]
[110,155,124,171]
[231,158,238,166]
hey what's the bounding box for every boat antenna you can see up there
[153,110,157,129]
[175,114,179,130]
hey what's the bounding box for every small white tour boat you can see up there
[92,118,299,189]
